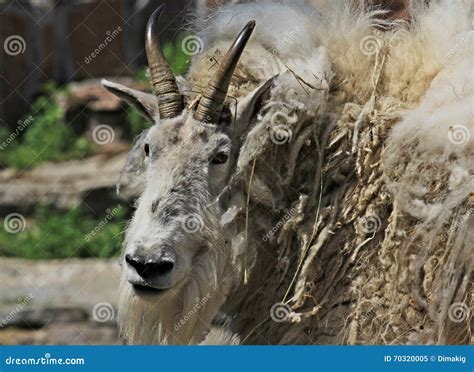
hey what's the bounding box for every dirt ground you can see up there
[0,258,121,345]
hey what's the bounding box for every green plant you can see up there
[125,34,193,138]
[163,33,192,76]
[126,103,149,138]
[123,67,149,138]
[2,82,91,170]
[0,204,126,259]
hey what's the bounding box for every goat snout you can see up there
[125,253,175,279]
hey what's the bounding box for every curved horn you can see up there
[145,5,183,119]
[194,21,256,123]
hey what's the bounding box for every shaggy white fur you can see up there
[117,0,472,345]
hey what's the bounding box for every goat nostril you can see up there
[146,258,174,276]
[125,254,136,267]
[125,254,146,274]
[126,254,174,278]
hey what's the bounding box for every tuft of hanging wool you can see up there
[117,0,472,345]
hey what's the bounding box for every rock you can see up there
[0,153,141,209]
[0,322,119,345]
[0,258,121,344]
[0,258,120,315]
[0,307,89,329]
[65,78,149,112]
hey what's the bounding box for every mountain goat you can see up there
[103,0,473,345]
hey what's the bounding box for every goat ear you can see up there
[101,79,158,124]
[234,75,277,134]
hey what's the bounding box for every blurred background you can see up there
[0,0,212,345]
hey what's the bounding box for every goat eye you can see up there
[211,151,229,164]
[144,143,150,157]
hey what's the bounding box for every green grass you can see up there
[0,205,126,259]
[0,36,193,259]
[0,82,91,170]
